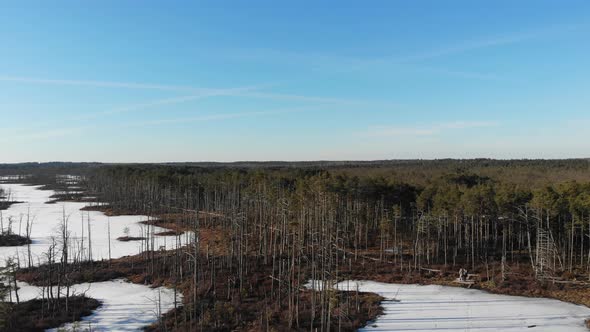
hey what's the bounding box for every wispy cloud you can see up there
[123,108,306,128]
[437,121,499,129]
[0,127,88,143]
[362,121,499,137]
[408,23,580,62]
[230,91,402,107]
[386,32,536,63]
[0,76,223,93]
[2,88,261,136]
[75,87,259,120]
[0,75,397,108]
[344,24,583,77]
[87,95,208,117]
[402,65,507,81]
[227,22,582,81]
[6,108,302,143]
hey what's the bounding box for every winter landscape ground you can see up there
[2,160,590,332]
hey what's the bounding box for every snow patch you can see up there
[14,279,180,332]
[0,183,192,265]
[309,280,590,331]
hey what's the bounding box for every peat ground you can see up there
[1,296,100,332]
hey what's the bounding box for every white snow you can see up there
[13,279,180,331]
[309,280,590,331]
[0,183,192,266]
[0,183,188,331]
[0,175,32,182]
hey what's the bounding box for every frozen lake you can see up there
[15,279,179,332]
[0,183,191,266]
[309,280,590,331]
[0,183,186,331]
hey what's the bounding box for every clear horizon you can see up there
[2,158,590,166]
[2,1,589,163]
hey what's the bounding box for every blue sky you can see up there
[1,1,589,162]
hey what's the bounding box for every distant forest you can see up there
[2,158,589,184]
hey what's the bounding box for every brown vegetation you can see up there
[80,204,144,216]
[1,296,100,332]
[116,236,146,242]
[0,201,22,211]
[18,247,383,332]
[0,233,31,246]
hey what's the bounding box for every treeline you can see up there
[83,166,395,330]
[75,160,590,331]
[89,164,590,271]
[2,158,588,182]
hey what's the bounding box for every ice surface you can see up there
[309,280,590,331]
[0,175,32,182]
[13,279,180,331]
[0,183,193,266]
[0,184,187,331]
